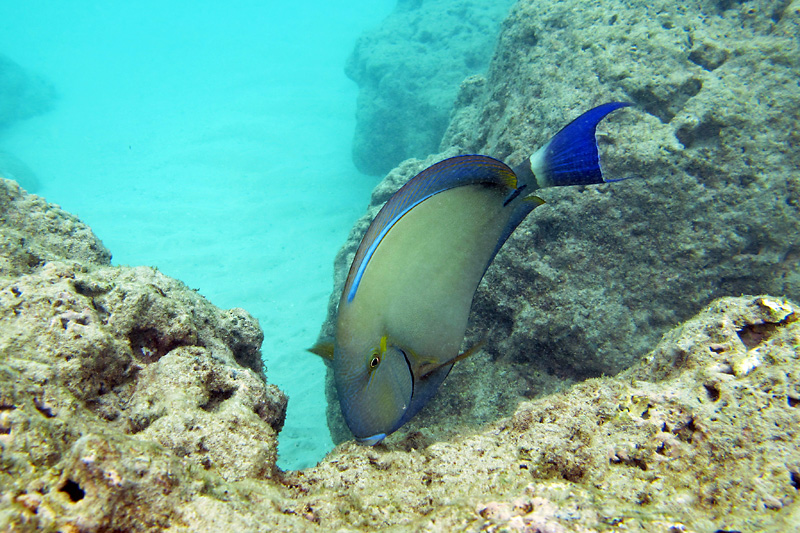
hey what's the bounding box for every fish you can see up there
[312,102,632,445]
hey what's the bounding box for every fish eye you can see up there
[369,356,380,368]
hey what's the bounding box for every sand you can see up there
[0,0,395,470]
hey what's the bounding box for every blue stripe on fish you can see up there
[344,155,518,303]
[346,189,438,303]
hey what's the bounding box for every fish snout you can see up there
[335,343,414,444]
[356,433,387,446]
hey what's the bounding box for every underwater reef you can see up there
[2,0,800,530]
[1,176,799,531]
[347,0,515,175]
[0,178,288,530]
[319,0,800,445]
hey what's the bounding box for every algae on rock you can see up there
[0,178,111,276]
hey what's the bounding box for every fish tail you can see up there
[515,102,631,190]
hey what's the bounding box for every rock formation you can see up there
[320,0,800,446]
[2,0,799,530]
[0,54,55,131]
[0,178,287,530]
[3,181,798,531]
[0,54,56,192]
[347,0,515,175]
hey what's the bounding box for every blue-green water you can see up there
[0,1,394,470]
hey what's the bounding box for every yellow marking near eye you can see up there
[380,335,388,355]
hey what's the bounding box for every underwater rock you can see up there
[0,55,56,193]
[0,181,288,529]
[319,0,800,444]
[0,54,56,131]
[0,178,111,276]
[1,144,798,532]
[0,262,287,483]
[346,0,515,176]
[287,295,800,532]
[0,151,41,194]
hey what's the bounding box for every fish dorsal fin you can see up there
[343,155,518,303]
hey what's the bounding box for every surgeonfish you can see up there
[312,102,632,445]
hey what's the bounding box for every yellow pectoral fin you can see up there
[417,359,442,379]
[451,339,486,364]
[308,341,335,361]
[417,340,485,379]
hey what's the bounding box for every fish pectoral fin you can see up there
[308,341,335,361]
[452,340,486,365]
[418,340,486,379]
[417,361,441,379]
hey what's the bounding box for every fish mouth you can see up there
[399,347,415,406]
[356,433,387,446]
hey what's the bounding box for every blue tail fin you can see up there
[528,102,631,188]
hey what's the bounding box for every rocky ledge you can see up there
[1,177,799,532]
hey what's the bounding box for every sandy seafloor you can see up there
[0,1,395,470]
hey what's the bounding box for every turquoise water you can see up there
[0,1,394,470]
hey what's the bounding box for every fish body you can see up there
[323,102,631,445]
